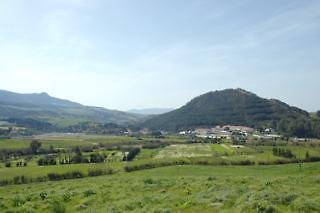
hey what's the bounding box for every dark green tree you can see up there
[306,151,310,159]
[30,140,42,154]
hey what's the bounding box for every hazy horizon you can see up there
[1,0,319,111]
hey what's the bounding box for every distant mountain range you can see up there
[127,108,174,115]
[1,88,319,138]
[0,90,142,128]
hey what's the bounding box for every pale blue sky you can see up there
[0,0,319,111]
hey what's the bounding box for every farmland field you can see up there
[155,144,213,158]
[1,135,320,212]
[1,163,320,212]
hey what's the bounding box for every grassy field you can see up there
[155,144,213,158]
[1,135,320,212]
[0,163,320,212]
[1,137,320,180]
[0,134,189,150]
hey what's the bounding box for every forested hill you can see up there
[143,89,320,138]
[0,90,142,128]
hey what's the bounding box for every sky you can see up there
[0,0,319,111]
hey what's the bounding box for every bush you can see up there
[303,156,320,162]
[124,159,191,172]
[88,168,113,177]
[40,191,48,200]
[272,147,295,158]
[0,179,11,186]
[35,176,47,182]
[51,200,66,213]
[13,175,29,184]
[62,191,72,202]
[231,160,255,166]
[274,159,299,165]
[38,155,57,166]
[47,173,63,181]
[12,195,25,207]
[83,189,96,197]
[258,161,272,165]
[0,201,6,209]
[89,153,106,163]
[47,171,84,181]
[5,161,11,167]
[71,171,84,178]
[143,178,155,185]
[124,148,141,161]
[88,169,104,176]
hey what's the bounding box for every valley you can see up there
[0,89,320,212]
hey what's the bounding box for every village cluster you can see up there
[179,125,284,141]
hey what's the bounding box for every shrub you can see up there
[62,191,72,202]
[143,178,155,185]
[47,171,84,181]
[280,193,298,205]
[5,161,11,167]
[0,179,11,186]
[258,161,272,165]
[272,147,295,158]
[83,189,96,197]
[13,175,29,184]
[35,176,47,182]
[88,168,113,177]
[38,155,57,166]
[0,201,6,209]
[47,173,63,181]
[12,195,25,207]
[303,156,320,162]
[231,160,255,166]
[70,152,88,164]
[124,148,141,161]
[89,153,106,163]
[71,171,84,178]
[51,200,66,213]
[40,191,48,200]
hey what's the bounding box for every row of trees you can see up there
[35,148,141,166]
[276,117,320,138]
[37,152,107,166]
[38,155,57,166]
[272,147,295,158]
[4,161,27,167]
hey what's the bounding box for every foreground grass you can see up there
[1,163,320,212]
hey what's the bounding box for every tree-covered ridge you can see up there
[143,89,320,138]
[0,90,143,127]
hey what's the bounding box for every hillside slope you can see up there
[0,90,141,127]
[143,89,310,131]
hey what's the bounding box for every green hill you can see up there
[0,90,142,129]
[143,89,320,137]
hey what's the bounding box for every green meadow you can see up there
[1,135,320,212]
[0,163,320,212]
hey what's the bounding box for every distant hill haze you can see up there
[1,88,319,138]
[142,88,310,132]
[128,108,175,115]
[0,90,141,127]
